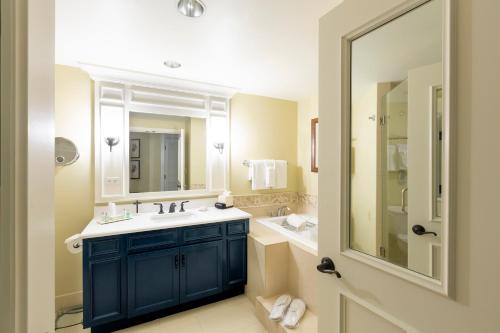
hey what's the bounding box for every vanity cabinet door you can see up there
[179,240,223,303]
[225,235,247,288]
[83,256,126,328]
[127,248,180,318]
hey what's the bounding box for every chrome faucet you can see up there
[275,206,291,217]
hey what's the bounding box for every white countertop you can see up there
[80,207,252,239]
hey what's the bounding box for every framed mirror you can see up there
[343,0,452,293]
[55,137,80,166]
[90,68,233,203]
[128,112,207,193]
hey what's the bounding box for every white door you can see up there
[318,0,500,332]
[406,64,442,277]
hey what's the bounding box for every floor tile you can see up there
[57,295,268,333]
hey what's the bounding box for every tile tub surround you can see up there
[234,192,318,218]
[297,193,318,215]
[233,192,298,209]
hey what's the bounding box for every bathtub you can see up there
[255,214,318,253]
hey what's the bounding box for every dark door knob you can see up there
[317,257,341,278]
[412,224,437,236]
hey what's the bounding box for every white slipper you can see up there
[282,298,306,328]
[269,294,292,321]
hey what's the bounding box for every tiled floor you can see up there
[59,295,268,333]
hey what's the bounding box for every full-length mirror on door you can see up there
[348,0,449,282]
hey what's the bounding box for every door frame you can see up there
[339,0,455,295]
[0,0,55,332]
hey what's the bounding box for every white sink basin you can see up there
[150,211,193,221]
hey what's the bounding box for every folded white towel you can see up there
[269,294,292,321]
[286,214,307,230]
[282,298,306,329]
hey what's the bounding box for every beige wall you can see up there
[54,65,94,302]
[230,94,298,195]
[350,84,378,256]
[297,96,319,195]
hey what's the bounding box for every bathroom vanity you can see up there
[80,208,250,332]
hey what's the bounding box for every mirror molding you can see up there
[339,0,455,296]
[87,65,235,203]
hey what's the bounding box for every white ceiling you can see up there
[351,0,442,101]
[56,0,343,101]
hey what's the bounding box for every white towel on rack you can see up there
[275,160,287,189]
[397,144,408,170]
[251,160,268,190]
[387,144,399,171]
[265,161,276,188]
[248,162,254,180]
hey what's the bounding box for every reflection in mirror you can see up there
[128,112,206,193]
[349,0,444,279]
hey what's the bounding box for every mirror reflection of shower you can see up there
[381,80,408,268]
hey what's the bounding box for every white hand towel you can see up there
[275,160,287,189]
[286,214,306,229]
[397,144,408,170]
[282,299,306,328]
[265,160,276,188]
[251,160,268,190]
[269,294,292,321]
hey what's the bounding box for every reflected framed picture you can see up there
[130,139,140,158]
[130,160,140,179]
[311,118,319,172]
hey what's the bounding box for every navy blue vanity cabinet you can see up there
[83,237,126,328]
[225,220,249,288]
[180,240,223,303]
[83,219,249,331]
[127,248,180,318]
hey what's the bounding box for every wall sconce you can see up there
[105,137,120,152]
[213,142,224,154]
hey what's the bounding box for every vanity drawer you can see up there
[227,220,248,235]
[88,238,121,257]
[182,224,223,243]
[127,229,179,252]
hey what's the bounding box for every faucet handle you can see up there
[154,202,164,214]
[180,201,190,212]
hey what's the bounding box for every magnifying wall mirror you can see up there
[348,0,447,280]
[55,137,80,166]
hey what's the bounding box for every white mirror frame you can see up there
[339,0,455,296]
[86,65,236,203]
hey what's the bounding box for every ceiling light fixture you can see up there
[163,60,182,69]
[177,0,205,18]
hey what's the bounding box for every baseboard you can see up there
[55,291,83,313]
